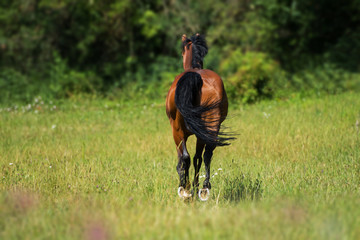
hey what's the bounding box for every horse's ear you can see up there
[182,34,187,42]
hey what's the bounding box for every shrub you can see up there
[220,50,286,103]
[0,69,34,103]
[291,63,360,95]
[108,56,180,101]
[48,53,103,98]
[0,53,104,104]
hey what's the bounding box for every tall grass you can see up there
[1,93,359,239]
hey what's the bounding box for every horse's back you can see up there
[197,69,225,96]
[166,69,228,122]
[189,69,228,124]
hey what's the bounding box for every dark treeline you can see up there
[1,0,359,103]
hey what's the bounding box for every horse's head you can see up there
[181,34,193,70]
[181,33,208,70]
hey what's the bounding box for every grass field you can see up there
[1,93,359,239]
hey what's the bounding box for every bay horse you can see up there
[166,34,234,201]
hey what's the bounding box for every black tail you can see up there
[175,72,234,146]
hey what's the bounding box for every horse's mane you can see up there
[182,34,208,69]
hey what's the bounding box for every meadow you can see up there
[0,92,359,239]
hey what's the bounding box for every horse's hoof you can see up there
[198,188,210,201]
[178,187,192,199]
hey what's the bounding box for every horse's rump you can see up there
[175,71,232,146]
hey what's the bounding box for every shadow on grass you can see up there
[222,174,263,202]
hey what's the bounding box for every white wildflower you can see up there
[51,124,56,129]
[9,163,13,166]
[263,112,271,119]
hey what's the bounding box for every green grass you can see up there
[1,93,359,239]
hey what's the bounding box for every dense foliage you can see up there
[0,0,359,103]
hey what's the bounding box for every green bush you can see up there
[220,50,286,103]
[291,63,360,95]
[108,56,180,101]
[48,53,103,98]
[0,53,104,104]
[0,69,34,103]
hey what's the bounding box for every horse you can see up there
[165,33,234,201]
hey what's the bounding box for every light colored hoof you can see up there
[198,188,210,201]
[178,187,192,199]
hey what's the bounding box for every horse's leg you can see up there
[198,144,215,201]
[192,138,205,195]
[173,131,191,198]
[181,140,191,191]
[175,138,188,187]
[203,144,215,189]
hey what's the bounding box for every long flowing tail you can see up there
[175,72,234,146]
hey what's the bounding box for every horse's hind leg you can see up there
[198,144,215,201]
[175,137,191,198]
[203,144,215,189]
[192,138,205,195]
[176,140,190,185]
[182,140,191,191]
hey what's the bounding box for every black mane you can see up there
[182,34,208,69]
